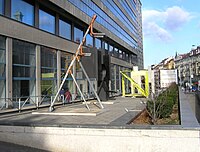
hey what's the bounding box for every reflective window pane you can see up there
[74,26,83,43]
[59,19,71,40]
[41,47,57,96]
[11,0,34,25]
[119,50,122,59]
[13,40,35,77]
[61,52,72,70]
[86,34,93,47]
[0,0,4,15]
[109,45,113,55]
[12,40,36,99]
[0,36,5,78]
[104,42,108,50]
[0,36,5,104]
[39,9,55,34]
[61,52,73,91]
[114,48,118,57]
[95,38,101,49]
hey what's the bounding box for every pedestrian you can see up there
[65,88,72,103]
[59,88,65,102]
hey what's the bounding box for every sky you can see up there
[141,0,200,68]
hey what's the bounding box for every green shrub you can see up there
[147,83,178,120]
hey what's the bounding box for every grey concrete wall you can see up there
[0,16,78,54]
[111,56,133,69]
[0,125,199,152]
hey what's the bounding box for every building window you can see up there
[0,36,6,105]
[109,45,114,56]
[114,48,119,58]
[74,26,83,43]
[59,19,71,40]
[126,53,129,62]
[86,34,93,47]
[41,47,57,96]
[61,52,73,91]
[39,9,55,34]
[11,0,34,26]
[104,42,108,50]
[12,40,36,100]
[0,0,4,15]
[119,50,122,59]
[122,51,125,59]
[95,38,101,49]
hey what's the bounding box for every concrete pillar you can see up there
[71,23,74,41]
[34,0,39,28]
[6,37,12,107]
[4,0,11,17]
[55,14,59,36]
[114,65,116,91]
[35,45,41,105]
[57,50,61,90]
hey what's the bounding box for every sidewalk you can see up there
[0,96,146,127]
[179,89,199,127]
[0,141,48,152]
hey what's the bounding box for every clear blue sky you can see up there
[141,0,200,68]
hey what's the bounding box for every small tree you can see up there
[147,83,178,124]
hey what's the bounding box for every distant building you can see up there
[175,46,200,87]
[149,57,177,94]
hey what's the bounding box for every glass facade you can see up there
[41,47,57,96]
[95,38,101,49]
[59,19,71,40]
[74,26,83,43]
[0,36,5,105]
[11,0,34,26]
[109,45,114,56]
[12,40,36,99]
[67,0,138,48]
[61,51,73,91]
[0,0,4,15]
[0,0,143,104]
[101,0,137,36]
[86,34,93,47]
[118,0,137,25]
[114,48,119,58]
[104,42,108,51]
[119,50,122,59]
[39,9,55,34]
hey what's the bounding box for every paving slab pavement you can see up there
[0,97,146,127]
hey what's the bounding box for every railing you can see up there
[0,95,63,112]
[0,92,96,112]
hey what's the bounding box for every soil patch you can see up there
[131,109,152,125]
[131,104,180,125]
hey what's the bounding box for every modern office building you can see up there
[0,0,143,106]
